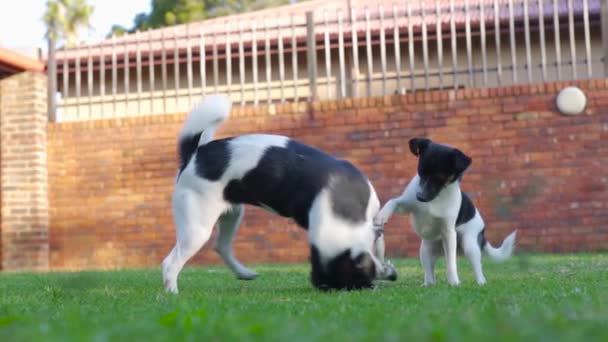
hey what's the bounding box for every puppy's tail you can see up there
[178,94,231,169]
[483,230,517,262]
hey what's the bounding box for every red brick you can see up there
[1,72,49,271]
[22,79,607,270]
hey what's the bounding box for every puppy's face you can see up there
[409,137,472,202]
[309,245,376,291]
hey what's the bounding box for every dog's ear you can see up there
[354,252,375,274]
[409,138,431,157]
[451,149,472,174]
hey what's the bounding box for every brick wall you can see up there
[47,79,608,270]
[0,72,49,271]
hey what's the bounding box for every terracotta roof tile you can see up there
[0,47,44,73]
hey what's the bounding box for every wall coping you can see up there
[48,78,608,131]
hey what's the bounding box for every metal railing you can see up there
[48,0,605,122]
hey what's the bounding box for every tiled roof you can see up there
[0,47,44,75]
[53,0,600,61]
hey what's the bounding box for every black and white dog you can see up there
[374,138,516,286]
[162,95,395,293]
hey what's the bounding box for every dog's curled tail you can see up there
[178,94,232,167]
[484,231,517,262]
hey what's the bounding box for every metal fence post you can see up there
[602,0,608,76]
[306,11,318,101]
[46,39,57,122]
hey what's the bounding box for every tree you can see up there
[111,0,294,36]
[147,0,206,28]
[43,0,93,121]
[204,0,293,18]
[108,24,129,37]
[43,0,94,47]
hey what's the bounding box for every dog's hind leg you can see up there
[162,189,226,294]
[462,232,486,285]
[215,205,258,280]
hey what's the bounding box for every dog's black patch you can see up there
[409,137,472,202]
[455,192,476,226]
[178,131,203,176]
[477,228,487,249]
[195,138,232,181]
[224,139,369,228]
[310,245,375,291]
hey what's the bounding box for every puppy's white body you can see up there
[404,176,462,240]
[376,174,516,286]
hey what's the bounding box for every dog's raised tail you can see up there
[178,94,231,168]
[483,230,517,262]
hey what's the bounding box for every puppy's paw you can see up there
[422,275,436,286]
[164,279,179,294]
[373,210,391,227]
[236,269,258,280]
[447,279,461,287]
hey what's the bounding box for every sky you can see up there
[0,0,150,56]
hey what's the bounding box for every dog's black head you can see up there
[309,245,376,291]
[409,137,472,202]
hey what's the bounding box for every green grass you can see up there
[1,254,607,341]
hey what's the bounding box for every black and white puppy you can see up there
[162,95,395,293]
[374,137,516,286]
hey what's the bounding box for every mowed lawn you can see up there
[1,254,607,341]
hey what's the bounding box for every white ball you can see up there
[556,86,586,116]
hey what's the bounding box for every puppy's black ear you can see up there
[451,149,472,174]
[409,137,431,157]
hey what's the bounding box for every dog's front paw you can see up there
[379,260,397,281]
[373,210,391,227]
[447,279,460,286]
[421,280,436,287]
[236,269,258,280]
[163,279,179,294]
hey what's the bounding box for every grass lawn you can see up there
[1,254,607,341]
